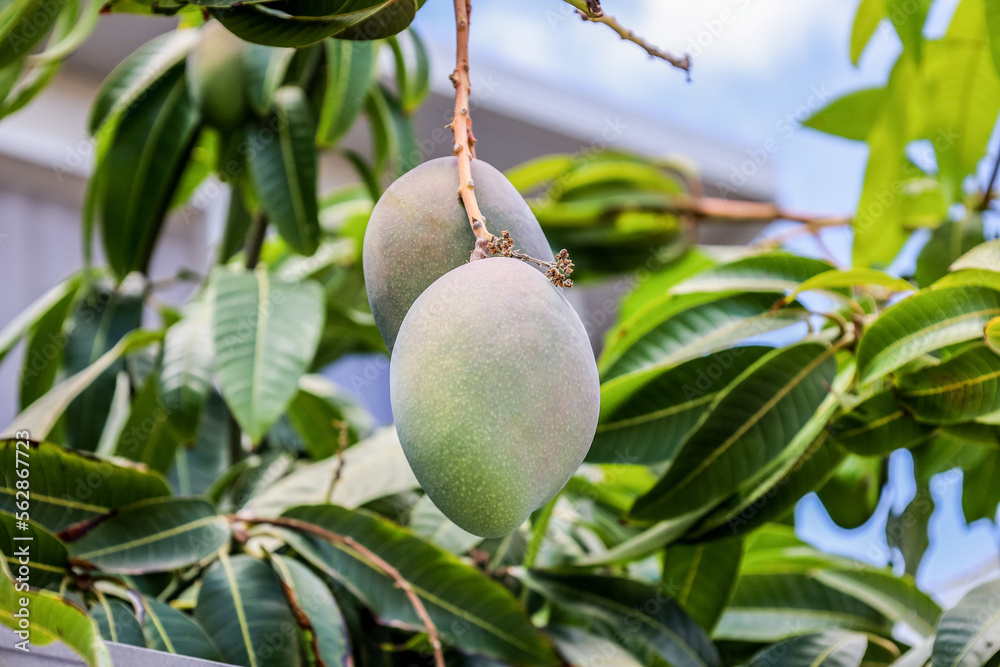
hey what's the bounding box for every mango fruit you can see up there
[187,21,247,131]
[363,157,552,351]
[390,258,599,537]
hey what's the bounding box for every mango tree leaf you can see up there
[952,239,1000,273]
[888,0,932,62]
[112,368,185,474]
[813,569,940,638]
[713,573,891,642]
[550,626,644,667]
[93,64,201,278]
[961,447,1000,523]
[892,637,935,666]
[932,579,1000,666]
[0,560,111,666]
[18,274,81,410]
[747,631,868,667]
[60,284,144,451]
[924,4,1000,203]
[285,374,373,461]
[896,344,1000,423]
[65,497,229,573]
[916,215,986,287]
[249,85,321,255]
[168,391,231,497]
[91,595,145,647]
[589,346,771,464]
[409,495,483,555]
[0,0,70,68]
[317,38,377,146]
[242,42,295,116]
[661,535,742,634]
[158,299,213,440]
[0,510,68,589]
[0,439,170,532]
[672,252,833,295]
[519,570,720,667]
[0,273,81,370]
[786,267,913,300]
[802,87,885,141]
[277,505,559,666]
[887,480,934,577]
[211,268,325,442]
[389,28,429,113]
[851,0,887,64]
[195,553,302,667]
[631,343,838,522]
[88,29,199,133]
[141,595,223,661]
[573,510,704,567]
[600,293,810,413]
[270,553,352,666]
[853,57,918,267]
[988,0,1000,77]
[830,391,935,456]
[2,329,161,442]
[856,286,1000,383]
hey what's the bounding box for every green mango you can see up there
[363,157,552,351]
[390,258,599,537]
[186,21,247,131]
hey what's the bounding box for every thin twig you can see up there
[235,515,446,667]
[565,0,691,75]
[449,0,493,260]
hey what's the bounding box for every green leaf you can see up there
[830,391,934,456]
[212,0,426,47]
[924,4,1000,203]
[91,595,145,647]
[601,292,809,412]
[916,214,986,287]
[141,595,223,661]
[813,569,940,638]
[631,343,838,522]
[211,268,325,442]
[18,275,80,410]
[93,64,201,278]
[713,573,891,642]
[158,299,213,440]
[249,86,321,255]
[932,578,1000,666]
[802,87,886,141]
[887,480,934,577]
[4,329,161,443]
[0,559,111,666]
[672,252,834,295]
[0,0,70,69]
[896,344,1000,423]
[317,38,377,146]
[278,504,558,666]
[787,267,913,299]
[409,495,483,555]
[0,274,81,374]
[853,57,918,267]
[88,29,198,133]
[270,553,352,666]
[989,0,1000,77]
[662,535,742,634]
[388,28,429,113]
[952,239,1000,273]
[167,391,231,497]
[65,497,228,573]
[196,553,302,667]
[851,0,887,64]
[0,439,170,532]
[242,42,295,116]
[961,447,1000,523]
[888,0,932,62]
[589,346,771,464]
[520,570,720,667]
[0,510,68,589]
[574,509,704,567]
[550,626,644,667]
[285,374,372,461]
[747,631,868,667]
[113,368,185,473]
[856,285,1000,383]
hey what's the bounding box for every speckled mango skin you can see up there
[363,157,552,352]
[390,258,600,537]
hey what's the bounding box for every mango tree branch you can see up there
[564,0,692,75]
[235,515,446,667]
[449,0,493,260]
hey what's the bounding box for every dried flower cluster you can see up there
[486,230,575,287]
